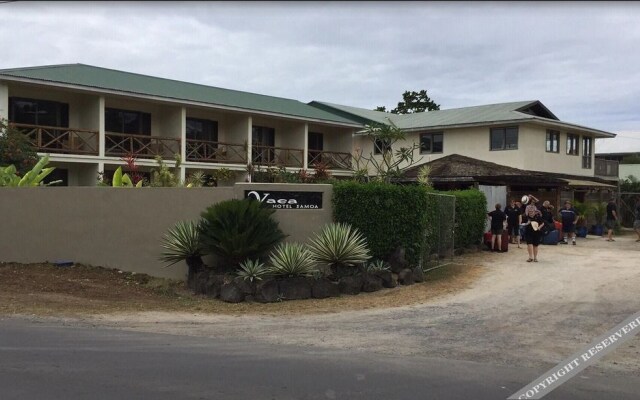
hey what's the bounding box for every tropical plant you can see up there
[363,259,391,273]
[267,242,318,278]
[236,259,270,283]
[199,199,287,269]
[417,165,433,188]
[120,153,144,185]
[308,222,370,276]
[150,154,182,187]
[112,166,143,187]
[0,154,59,187]
[590,201,607,225]
[211,167,234,186]
[0,118,39,175]
[159,220,207,288]
[573,200,589,226]
[185,170,206,187]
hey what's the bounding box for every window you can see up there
[567,133,579,156]
[490,127,518,150]
[9,97,69,127]
[186,118,218,142]
[420,132,443,154]
[374,138,391,155]
[105,108,151,135]
[546,130,559,153]
[582,136,592,169]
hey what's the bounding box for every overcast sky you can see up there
[1,1,639,141]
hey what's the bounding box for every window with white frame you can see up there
[546,130,559,153]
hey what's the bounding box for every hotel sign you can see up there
[245,190,323,209]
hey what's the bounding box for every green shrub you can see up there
[236,259,270,283]
[0,154,59,187]
[267,242,317,278]
[440,189,486,248]
[0,119,39,175]
[332,181,430,265]
[159,220,205,267]
[308,222,370,276]
[199,199,287,268]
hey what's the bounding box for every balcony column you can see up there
[180,107,186,182]
[0,83,8,121]
[246,116,253,181]
[98,96,105,158]
[303,123,309,170]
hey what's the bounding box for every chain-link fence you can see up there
[420,192,456,270]
[619,192,640,227]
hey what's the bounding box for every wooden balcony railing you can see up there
[308,150,352,170]
[11,123,99,155]
[185,139,247,164]
[594,158,619,177]
[252,145,303,168]
[105,132,180,159]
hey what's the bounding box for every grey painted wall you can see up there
[0,184,333,280]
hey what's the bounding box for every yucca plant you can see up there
[308,222,370,277]
[267,242,318,278]
[160,220,206,288]
[363,259,391,273]
[236,259,270,283]
[199,199,287,270]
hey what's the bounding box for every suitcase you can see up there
[484,231,509,252]
[542,229,559,245]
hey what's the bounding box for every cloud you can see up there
[0,1,639,132]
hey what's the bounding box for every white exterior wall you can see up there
[0,83,8,120]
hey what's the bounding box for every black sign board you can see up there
[244,190,323,209]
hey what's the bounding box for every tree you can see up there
[375,90,440,114]
[339,121,423,184]
[0,118,39,175]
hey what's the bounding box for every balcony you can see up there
[105,132,180,159]
[594,158,619,178]
[11,123,99,155]
[252,145,303,168]
[185,139,247,164]
[308,150,352,170]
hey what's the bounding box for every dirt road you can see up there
[88,233,640,376]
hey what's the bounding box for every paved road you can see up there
[1,318,638,400]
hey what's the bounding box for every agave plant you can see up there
[199,199,287,269]
[267,242,318,278]
[363,259,391,273]
[160,220,206,288]
[308,222,370,276]
[236,259,270,283]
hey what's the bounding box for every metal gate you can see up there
[420,192,456,270]
[619,192,640,227]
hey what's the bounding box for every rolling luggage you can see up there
[484,231,509,252]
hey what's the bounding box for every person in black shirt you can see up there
[523,195,545,262]
[605,198,618,242]
[559,200,578,245]
[505,199,522,248]
[487,203,507,252]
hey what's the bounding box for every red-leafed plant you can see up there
[120,153,144,185]
[312,160,331,182]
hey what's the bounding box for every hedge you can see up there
[332,181,432,265]
[440,189,487,248]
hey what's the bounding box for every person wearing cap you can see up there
[605,197,618,242]
[559,200,578,245]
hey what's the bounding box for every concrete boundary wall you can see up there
[0,183,333,280]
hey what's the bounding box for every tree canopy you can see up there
[375,90,440,114]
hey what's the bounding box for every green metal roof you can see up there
[309,100,616,138]
[0,64,361,126]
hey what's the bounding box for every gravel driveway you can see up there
[88,234,640,376]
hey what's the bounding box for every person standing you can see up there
[559,200,578,245]
[523,195,545,262]
[505,199,522,248]
[541,201,556,234]
[487,203,507,252]
[634,195,640,242]
[605,197,618,242]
